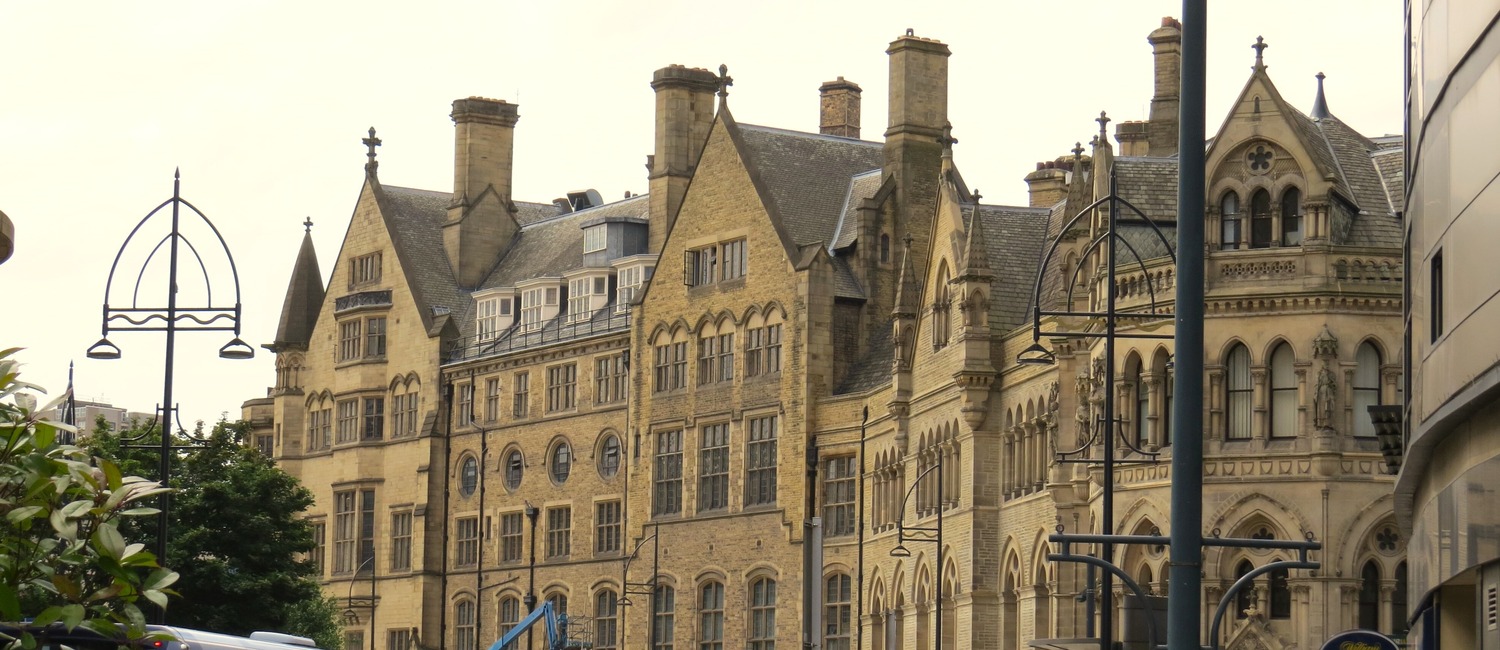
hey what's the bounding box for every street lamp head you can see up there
[618,597,632,607]
[86,337,122,360]
[1017,341,1055,366]
[890,543,912,558]
[218,337,256,360]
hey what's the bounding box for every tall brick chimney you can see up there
[1147,17,1182,157]
[648,65,718,253]
[1024,161,1069,209]
[884,31,950,279]
[443,97,521,288]
[819,76,862,138]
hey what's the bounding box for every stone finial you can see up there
[1072,142,1085,160]
[938,122,958,151]
[716,64,733,102]
[959,190,991,277]
[363,127,382,176]
[1252,36,1268,72]
[303,216,313,233]
[1310,72,1331,120]
[893,234,920,317]
[1097,111,1111,141]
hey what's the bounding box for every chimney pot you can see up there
[819,77,863,138]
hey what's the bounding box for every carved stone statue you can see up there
[1313,363,1337,430]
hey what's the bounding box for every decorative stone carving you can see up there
[1313,364,1337,431]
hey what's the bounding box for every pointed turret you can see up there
[1310,72,1331,120]
[269,218,325,353]
[892,235,920,318]
[958,191,992,279]
[1064,142,1091,220]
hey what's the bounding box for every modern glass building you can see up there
[1399,1,1500,647]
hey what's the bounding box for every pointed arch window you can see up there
[1394,562,1409,636]
[1226,344,1252,440]
[1353,342,1382,437]
[1359,561,1381,630]
[933,266,952,349]
[1164,371,1175,446]
[1250,189,1273,248]
[1281,187,1303,246]
[1235,560,1255,619]
[880,234,891,264]
[1269,567,1291,619]
[1130,358,1148,447]
[1220,193,1242,250]
[1269,344,1298,438]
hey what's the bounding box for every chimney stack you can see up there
[884,31,950,279]
[819,76,862,138]
[648,64,718,253]
[1147,17,1182,156]
[1024,160,1069,209]
[444,97,521,288]
[1115,120,1150,157]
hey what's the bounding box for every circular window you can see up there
[459,456,478,497]
[503,449,523,490]
[598,434,621,479]
[550,441,572,484]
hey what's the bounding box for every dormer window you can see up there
[615,264,655,313]
[473,291,515,341]
[521,287,559,331]
[567,276,608,322]
[584,226,607,254]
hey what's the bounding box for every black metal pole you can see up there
[935,458,943,650]
[857,407,868,650]
[648,523,660,650]
[525,503,538,650]
[370,560,377,650]
[154,175,183,625]
[1169,3,1207,649]
[1100,172,1120,650]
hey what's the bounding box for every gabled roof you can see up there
[831,169,887,250]
[734,123,883,248]
[968,203,1051,333]
[269,228,325,351]
[480,194,651,293]
[371,183,470,334]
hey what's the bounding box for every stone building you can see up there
[245,17,1407,650]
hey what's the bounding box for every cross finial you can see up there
[1096,111,1110,139]
[1252,36,1268,71]
[903,232,914,248]
[363,127,382,175]
[971,188,982,203]
[1072,141,1085,159]
[303,216,314,233]
[716,64,733,102]
[937,122,958,150]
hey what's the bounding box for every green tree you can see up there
[86,420,339,650]
[0,348,177,647]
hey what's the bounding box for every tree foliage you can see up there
[0,348,177,648]
[86,418,339,650]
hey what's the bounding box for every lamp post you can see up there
[86,170,252,622]
[620,522,660,650]
[342,555,378,650]
[889,460,943,650]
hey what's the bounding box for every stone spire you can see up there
[1064,141,1091,217]
[270,218,326,352]
[893,234,920,317]
[1310,72,1331,120]
[958,190,992,278]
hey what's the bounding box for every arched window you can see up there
[699,581,725,650]
[1235,560,1255,619]
[1131,357,1149,447]
[598,433,621,479]
[1270,343,1297,438]
[1139,564,1154,595]
[498,596,521,641]
[594,589,618,650]
[1281,187,1303,246]
[550,440,572,484]
[1164,371,1175,446]
[1359,561,1381,630]
[455,599,477,650]
[653,586,675,650]
[1354,342,1382,438]
[933,265,951,348]
[1269,567,1291,619]
[1394,562,1409,636]
[1226,344,1252,440]
[1250,189,1272,248]
[880,233,891,264]
[504,449,523,490]
[1220,193,1241,250]
[749,578,777,650]
[825,574,852,650]
[546,592,568,617]
[459,455,479,498]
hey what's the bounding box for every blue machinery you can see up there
[483,601,587,650]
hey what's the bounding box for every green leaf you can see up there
[0,583,19,621]
[59,604,84,630]
[5,505,41,523]
[144,569,179,591]
[95,522,126,559]
[143,589,169,609]
[99,457,123,490]
[32,605,62,626]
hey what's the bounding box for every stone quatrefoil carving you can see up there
[1248,144,1274,173]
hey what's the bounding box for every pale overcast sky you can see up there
[0,1,1403,426]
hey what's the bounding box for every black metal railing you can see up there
[445,310,631,364]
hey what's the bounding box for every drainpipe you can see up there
[857,407,868,650]
[525,502,539,650]
[439,381,455,650]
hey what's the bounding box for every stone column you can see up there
[1250,367,1268,442]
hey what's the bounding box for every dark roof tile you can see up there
[737,124,883,247]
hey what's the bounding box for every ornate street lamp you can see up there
[889,460,944,650]
[87,170,252,621]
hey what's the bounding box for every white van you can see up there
[147,627,320,650]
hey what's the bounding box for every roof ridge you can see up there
[738,122,883,147]
[518,194,650,231]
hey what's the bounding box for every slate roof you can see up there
[737,124,884,247]
[1114,158,1179,224]
[1372,149,1405,213]
[831,170,885,250]
[516,201,564,226]
[480,195,651,294]
[831,256,865,300]
[834,316,895,394]
[967,204,1052,333]
[378,184,471,332]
